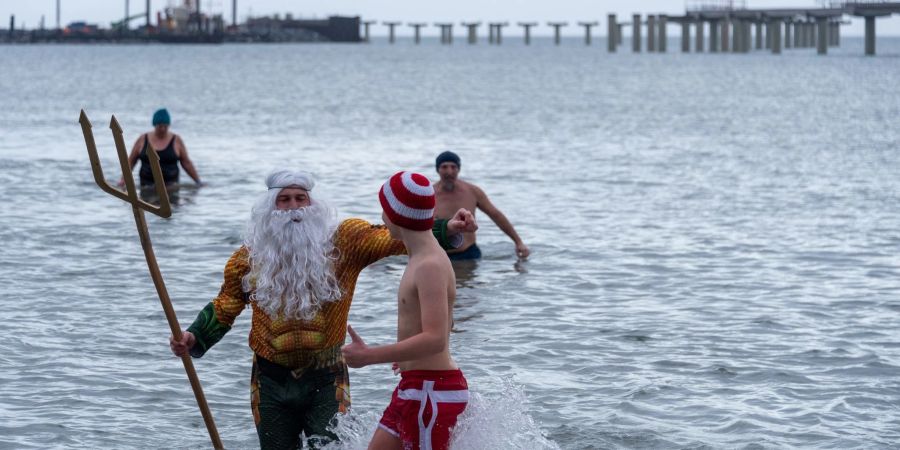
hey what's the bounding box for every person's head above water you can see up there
[152,108,170,126]
[266,170,315,211]
[152,108,171,136]
[435,151,460,171]
[379,171,435,234]
[435,151,461,184]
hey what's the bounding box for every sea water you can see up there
[1,37,899,448]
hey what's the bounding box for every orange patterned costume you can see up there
[185,218,456,446]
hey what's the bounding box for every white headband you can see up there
[266,170,315,191]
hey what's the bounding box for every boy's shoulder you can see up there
[409,251,454,284]
[412,249,453,269]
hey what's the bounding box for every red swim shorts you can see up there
[378,369,469,450]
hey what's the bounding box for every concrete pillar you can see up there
[632,14,641,52]
[731,19,744,53]
[548,22,567,46]
[681,21,690,52]
[518,22,535,45]
[834,21,841,47]
[658,15,668,52]
[816,17,827,55]
[9,15,13,36]
[710,19,720,52]
[409,23,425,44]
[617,24,624,46]
[647,15,656,52]
[811,21,817,47]
[721,19,730,52]
[695,20,704,52]
[384,22,399,44]
[741,21,753,53]
[766,21,773,50]
[806,22,814,48]
[755,21,763,49]
[462,22,479,44]
[493,23,507,45]
[57,0,61,29]
[798,22,806,47]
[809,22,816,48]
[609,14,618,52]
[771,20,781,54]
[865,16,875,56]
[784,20,792,49]
[362,21,373,42]
[579,22,597,46]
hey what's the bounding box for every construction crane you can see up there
[111,12,147,30]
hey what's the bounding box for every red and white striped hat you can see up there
[379,171,435,231]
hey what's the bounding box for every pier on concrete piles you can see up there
[352,3,897,56]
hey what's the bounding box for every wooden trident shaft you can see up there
[79,110,224,450]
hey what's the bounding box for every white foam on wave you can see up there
[321,376,559,450]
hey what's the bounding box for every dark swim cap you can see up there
[152,108,171,126]
[435,151,461,171]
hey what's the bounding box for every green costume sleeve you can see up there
[186,302,232,358]
[433,219,463,250]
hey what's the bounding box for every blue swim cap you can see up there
[152,108,171,126]
[435,151,461,171]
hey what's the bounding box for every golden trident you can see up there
[79,110,223,449]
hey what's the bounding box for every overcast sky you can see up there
[3,1,898,36]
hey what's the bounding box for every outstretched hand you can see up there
[341,325,370,368]
[447,208,478,234]
[169,331,196,357]
[516,242,530,259]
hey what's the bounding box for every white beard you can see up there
[242,202,341,321]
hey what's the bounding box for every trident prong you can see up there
[79,109,171,218]
[78,109,222,449]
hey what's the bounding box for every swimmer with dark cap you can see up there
[119,108,202,188]
[433,150,530,260]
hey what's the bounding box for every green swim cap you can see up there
[152,108,171,126]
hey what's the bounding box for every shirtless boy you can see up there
[342,171,468,450]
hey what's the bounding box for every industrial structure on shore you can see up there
[2,1,899,55]
[1,0,361,44]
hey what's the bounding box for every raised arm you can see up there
[176,136,202,185]
[336,218,464,269]
[474,185,530,258]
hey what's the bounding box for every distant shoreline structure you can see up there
[0,15,362,44]
[2,0,898,54]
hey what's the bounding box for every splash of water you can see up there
[450,377,560,450]
[322,376,559,450]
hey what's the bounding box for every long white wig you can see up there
[242,170,342,321]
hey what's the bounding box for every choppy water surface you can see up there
[1,37,899,449]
